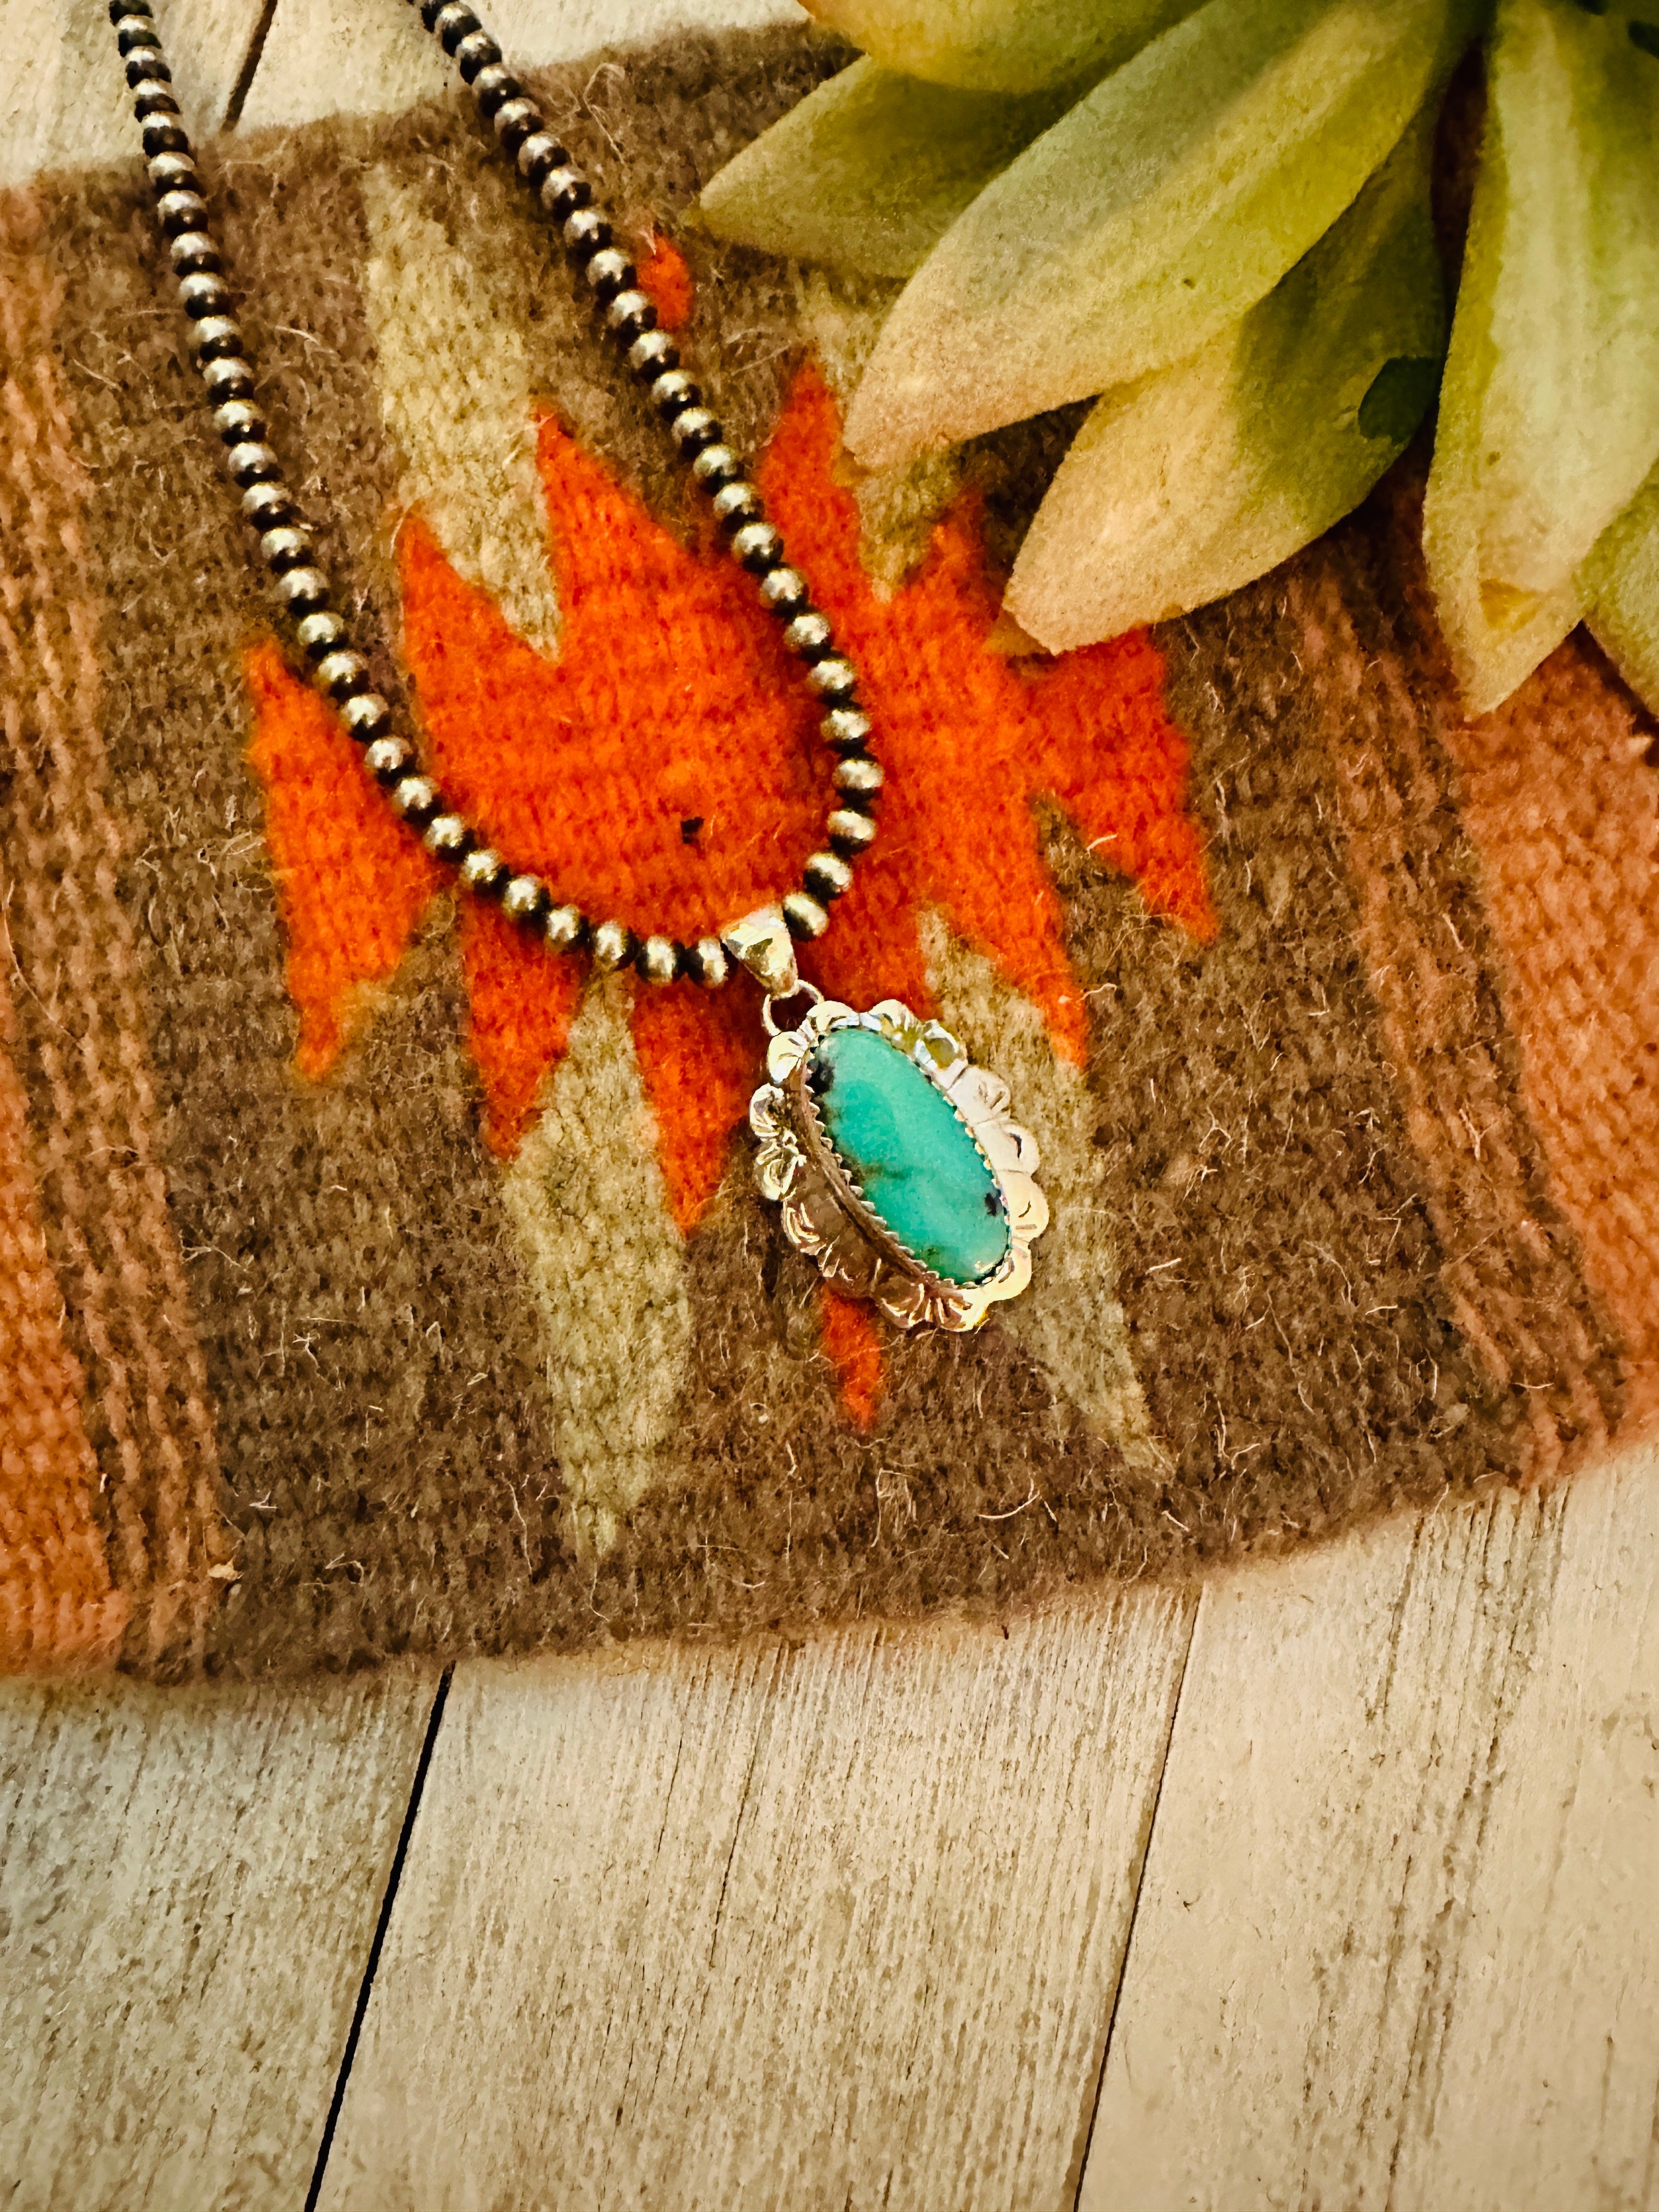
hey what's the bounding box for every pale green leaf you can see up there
[844,0,1483,469]
[1006,117,1445,651]
[800,0,1200,94]
[696,60,1070,279]
[1447,0,1659,603]
[1585,464,1659,718]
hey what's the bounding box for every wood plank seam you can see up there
[1067,1595,1199,2212]
[307,1667,453,2212]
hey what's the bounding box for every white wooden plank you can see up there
[314,1587,1195,2211]
[1,0,266,187]
[0,1668,436,2212]
[235,0,805,133]
[1081,1441,1659,2212]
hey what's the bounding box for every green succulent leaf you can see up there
[1584,464,1659,718]
[800,0,1201,94]
[696,60,1071,279]
[844,0,1485,470]
[1426,0,1659,645]
[1006,115,1445,651]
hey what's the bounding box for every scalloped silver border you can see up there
[748,996,1047,1332]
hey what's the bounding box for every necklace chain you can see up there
[110,0,883,991]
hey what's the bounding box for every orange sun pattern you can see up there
[244,357,1215,1427]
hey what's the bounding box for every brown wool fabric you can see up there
[0,26,1651,1679]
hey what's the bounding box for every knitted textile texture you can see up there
[1,26,1654,1680]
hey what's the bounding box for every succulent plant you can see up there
[699,0,1659,715]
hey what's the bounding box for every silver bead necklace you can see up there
[113,0,1049,1333]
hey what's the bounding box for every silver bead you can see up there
[636,935,680,986]
[189,314,244,361]
[296,610,348,658]
[562,207,608,255]
[670,406,720,454]
[241,481,295,528]
[155,189,208,235]
[133,84,179,119]
[590,919,635,972]
[142,114,190,157]
[803,850,853,900]
[315,650,371,700]
[782,890,830,941]
[201,355,254,399]
[690,442,741,486]
[730,521,783,572]
[424,813,473,860]
[275,567,330,613]
[605,287,655,334]
[365,736,416,783]
[115,13,159,44]
[544,904,585,952]
[833,754,883,796]
[178,270,230,318]
[453,27,499,75]
[806,655,857,702]
[516,131,563,182]
[687,936,729,989]
[627,329,676,379]
[828,807,877,853]
[783,611,832,660]
[147,151,198,193]
[821,707,872,754]
[232,443,283,488]
[471,61,519,110]
[540,167,588,216]
[431,1,477,43]
[170,230,219,273]
[213,397,263,442]
[389,775,441,820]
[759,566,809,614]
[258,524,312,571]
[712,481,762,531]
[650,369,700,417]
[585,246,635,296]
[492,97,540,145]
[460,847,509,896]
[340,693,390,743]
[501,873,548,924]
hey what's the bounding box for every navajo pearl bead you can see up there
[834,754,883,797]
[424,814,474,862]
[806,656,858,703]
[315,650,372,701]
[822,708,873,755]
[712,482,763,533]
[365,736,417,784]
[585,247,636,303]
[276,567,331,616]
[470,64,523,120]
[636,935,681,986]
[132,86,178,119]
[212,397,264,442]
[686,937,729,989]
[501,874,549,926]
[116,17,161,52]
[147,151,198,193]
[782,890,830,941]
[172,232,221,275]
[430,2,479,50]
[544,905,586,953]
[605,291,657,345]
[730,522,783,574]
[202,355,255,400]
[390,775,442,824]
[141,115,190,157]
[650,369,701,417]
[460,847,510,897]
[296,610,349,658]
[516,133,566,188]
[690,443,742,490]
[627,329,678,380]
[340,693,391,744]
[670,407,721,458]
[156,188,208,235]
[492,99,541,156]
[453,27,500,78]
[759,566,810,617]
[258,524,313,571]
[242,481,297,528]
[804,851,854,902]
[178,270,231,318]
[828,808,877,855]
[590,920,636,972]
[783,611,833,661]
[110,0,151,21]
[125,52,172,86]
[562,207,611,261]
[190,316,246,363]
[540,168,590,221]
[228,440,281,486]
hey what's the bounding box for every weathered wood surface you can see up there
[315,1590,1197,2212]
[1,0,266,187]
[1082,1439,1659,2212]
[0,1669,436,2212]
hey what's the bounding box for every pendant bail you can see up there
[720,904,799,997]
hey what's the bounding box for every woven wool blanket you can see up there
[1,25,1655,1680]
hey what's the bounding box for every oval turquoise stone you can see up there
[807,1025,1010,1286]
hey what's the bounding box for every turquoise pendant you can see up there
[749,993,1047,1333]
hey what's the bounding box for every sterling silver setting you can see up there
[749,996,1047,1332]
